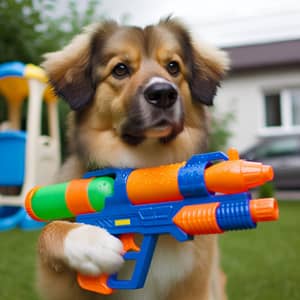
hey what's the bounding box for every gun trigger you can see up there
[120,233,140,252]
[77,273,113,295]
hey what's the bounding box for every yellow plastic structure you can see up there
[0,61,61,230]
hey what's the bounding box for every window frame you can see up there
[260,88,300,136]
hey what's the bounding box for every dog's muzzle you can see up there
[121,78,184,146]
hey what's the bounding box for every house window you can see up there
[265,94,281,126]
[263,88,300,132]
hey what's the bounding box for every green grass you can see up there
[0,201,299,300]
[219,201,300,300]
[0,229,40,300]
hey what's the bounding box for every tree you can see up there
[0,0,104,64]
[0,0,105,157]
[0,0,44,64]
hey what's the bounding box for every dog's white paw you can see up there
[64,225,124,276]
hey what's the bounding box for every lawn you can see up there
[0,228,40,300]
[0,201,299,300]
[219,200,300,300]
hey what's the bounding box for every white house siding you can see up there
[214,67,300,152]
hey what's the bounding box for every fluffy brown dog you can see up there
[38,18,228,300]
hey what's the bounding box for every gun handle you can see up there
[77,234,158,294]
[109,234,158,290]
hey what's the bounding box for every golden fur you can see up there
[38,19,228,300]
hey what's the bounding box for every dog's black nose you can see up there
[144,83,178,109]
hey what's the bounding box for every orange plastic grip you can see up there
[127,162,185,205]
[173,203,223,234]
[76,234,139,295]
[77,274,113,295]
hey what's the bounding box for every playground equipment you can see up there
[0,61,61,230]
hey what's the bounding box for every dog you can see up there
[37,18,229,300]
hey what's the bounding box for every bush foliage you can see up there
[0,0,104,64]
[208,109,234,152]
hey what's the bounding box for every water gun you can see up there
[25,148,279,295]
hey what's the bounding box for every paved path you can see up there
[275,190,300,201]
[251,190,300,200]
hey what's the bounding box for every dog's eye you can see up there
[166,61,180,76]
[112,63,130,79]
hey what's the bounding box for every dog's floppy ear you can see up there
[188,42,229,105]
[161,19,229,106]
[42,22,117,110]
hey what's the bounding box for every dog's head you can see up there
[43,19,228,168]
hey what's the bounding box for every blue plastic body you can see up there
[0,131,26,186]
[77,151,257,291]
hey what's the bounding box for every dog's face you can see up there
[43,19,228,168]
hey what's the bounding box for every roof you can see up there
[223,39,300,72]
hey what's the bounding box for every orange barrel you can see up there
[126,162,185,204]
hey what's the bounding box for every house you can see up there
[181,12,300,154]
[215,39,300,151]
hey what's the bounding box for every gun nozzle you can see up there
[250,198,279,222]
[25,186,43,222]
[262,165,274,181]
[239,162,274,190]
[204,160,275,194]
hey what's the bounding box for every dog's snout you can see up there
[144,83,178,109]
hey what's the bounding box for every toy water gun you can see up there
[25,148,279,295]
